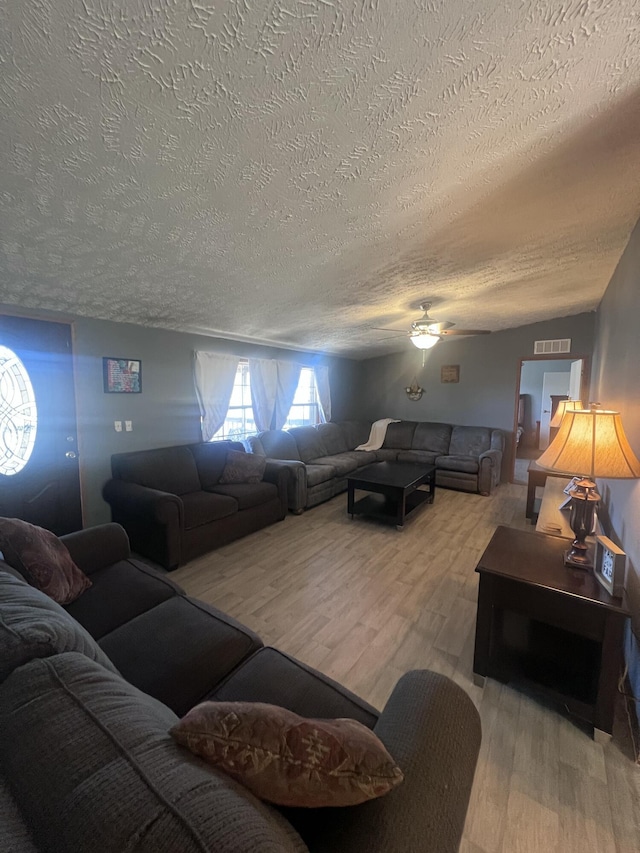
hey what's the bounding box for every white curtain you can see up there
[193,351,239,441]
[274,361,302,429]
[249,358,278,431]
[314,365,331,423]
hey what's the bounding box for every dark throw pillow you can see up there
[0,517,91,605]
[219,449,267,485]
[170,701,404,808]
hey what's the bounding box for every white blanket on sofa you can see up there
[355,418,401,452]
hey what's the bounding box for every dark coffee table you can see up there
[347,461,436,529]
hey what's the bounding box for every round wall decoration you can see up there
[0,345,38,476]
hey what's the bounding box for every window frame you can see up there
[281,366,322,431]
[210,359,256,442]
[211,362,323,442]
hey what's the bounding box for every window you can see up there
[0,345,38,475]
[210,363,321,441]
[282,367,321,430]
[211,361,256,442]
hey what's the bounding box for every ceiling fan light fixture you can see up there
[410,332,440,349]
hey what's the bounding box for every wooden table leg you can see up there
[473,574,493,679]
[593,611,625,737]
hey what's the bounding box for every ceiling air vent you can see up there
[533,338,571,355]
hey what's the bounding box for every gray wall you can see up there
[519,358,571,439]
[355,312,595,476]
[590,216,640,712]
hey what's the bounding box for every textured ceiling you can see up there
[1,1,640,359]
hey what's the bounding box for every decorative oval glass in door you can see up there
[0,345,38,475]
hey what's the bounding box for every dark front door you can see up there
[0,315,83,534]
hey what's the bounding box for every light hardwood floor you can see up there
[172,482,640,853]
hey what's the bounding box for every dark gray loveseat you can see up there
[1,523,481,853]
[246,420,505,513]
[103,440,288,570]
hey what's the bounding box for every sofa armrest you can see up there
[102,480,183,528]
[60,523,131,576]
[263,462,291,516]
[262,458,307,513]
[478,448,502,495]
[305,670,481,853]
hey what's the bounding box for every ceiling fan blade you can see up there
[439,329,491,336]
[372,327,407,332]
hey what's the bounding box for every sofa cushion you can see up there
[65,559,182,640]
[181,491,238,529]
[305,463,337,487]
[373,448,398,463]
[449,426,492,457]
[412,422,453,455]
[0,778,38,853]
[315,423,349,455]
[309,454,358,477]
[287,427,330,463]
[396,450,438,466]
[190,440,243,489]
[220,449,267,484]
[171,701,403,808]
[436,455,479,474]
[208,482,279,511]
[0,517,91,605]
[112,445,202,495]
[345,450,378,467]
[0,573,118,682]
[209,647,379,729]
[382,421,417,450]
[257,430,302,461]
[99,596,263,716]
[0,654,307,853]
[335,421,372,451]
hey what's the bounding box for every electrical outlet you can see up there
[125,420,133,432]
[114,421,122,432]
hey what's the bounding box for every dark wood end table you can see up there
[347,461,436,529]
[473,525,630,742]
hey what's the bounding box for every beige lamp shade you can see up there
[549,399,584,428]
[537,408,640,479]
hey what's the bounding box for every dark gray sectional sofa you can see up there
[246,419,505,513]
[0,522,481,853]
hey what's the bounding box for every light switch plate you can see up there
[114,421,122,432]
[125,420,132,432]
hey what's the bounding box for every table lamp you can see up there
[537,406,640,569]
[548,399,583,442]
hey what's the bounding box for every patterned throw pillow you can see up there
[0,517,91,605]
[170,701,403,808]
[219,449,267,484]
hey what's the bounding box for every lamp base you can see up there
[564,544,593,570]
[564,478,599,571]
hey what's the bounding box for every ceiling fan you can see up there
[375,302,491,350]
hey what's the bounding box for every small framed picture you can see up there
[441,364,460,383]
[594,534,626,599]
[103,358,142,393]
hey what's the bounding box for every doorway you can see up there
[0,315,83,534]
[511,354,588,484]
